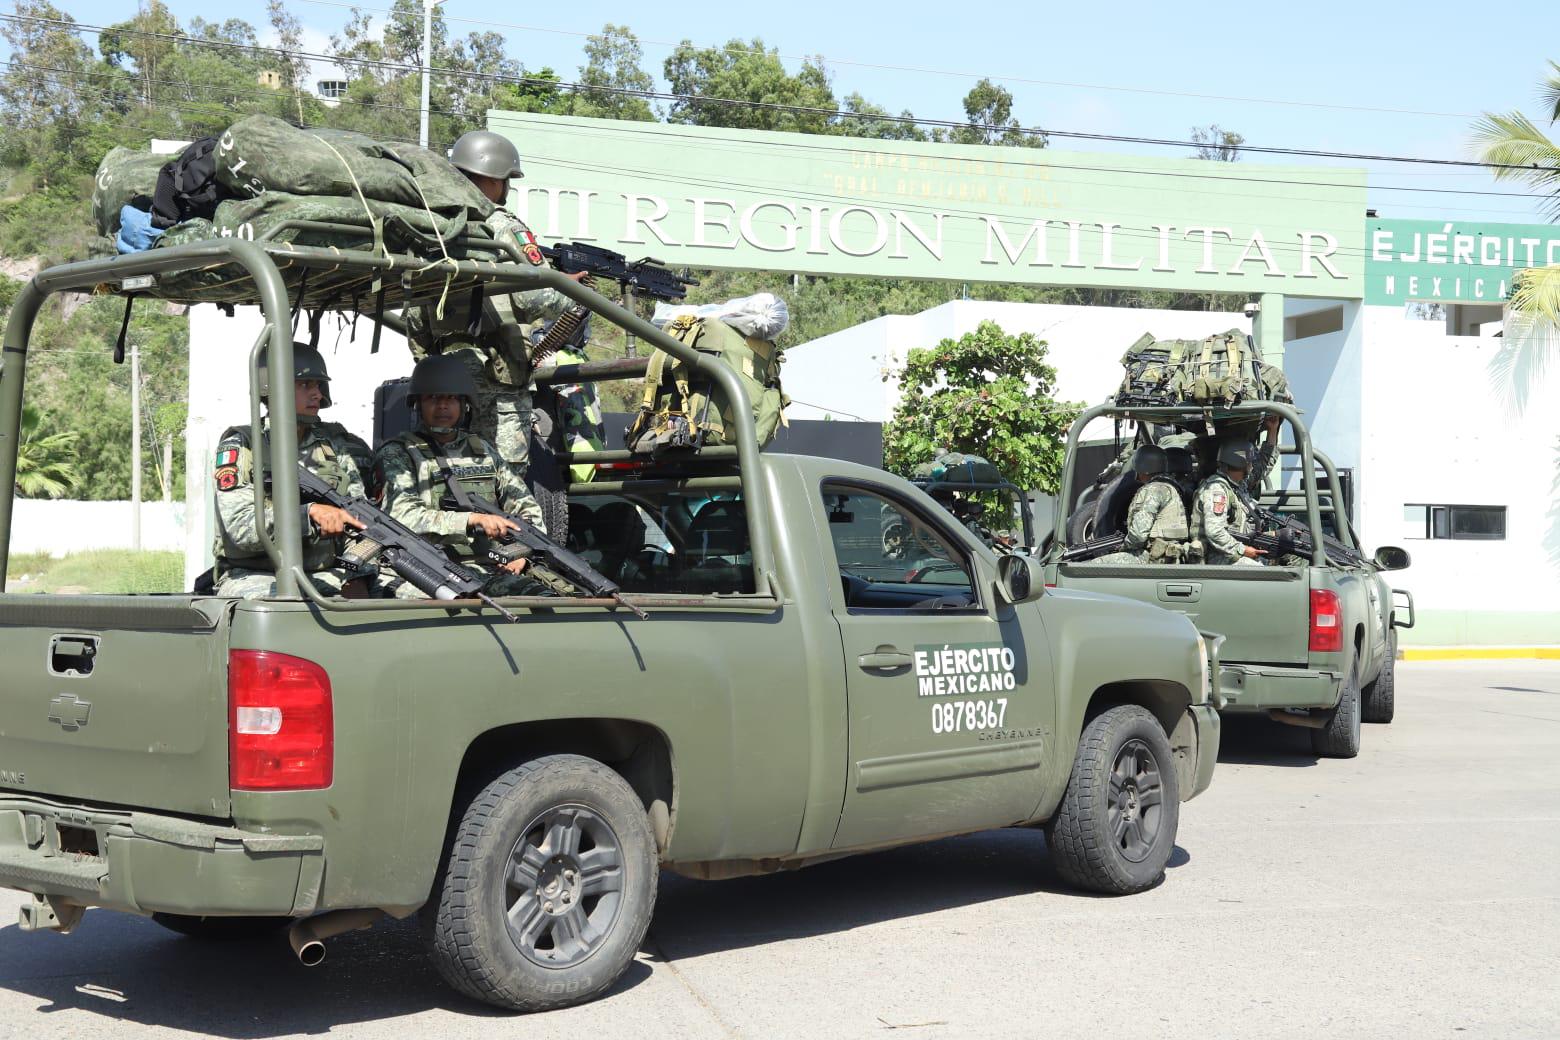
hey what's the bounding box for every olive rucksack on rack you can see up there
[625,314,788,453]
[1116,329,1292,409]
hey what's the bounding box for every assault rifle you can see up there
[448,483,649,621]
[1058,531,1126,563]
[529,242,699,370]
[293,465,519,621]
[1238,504,1365,567]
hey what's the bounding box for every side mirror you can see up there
[1373,546,1411,571]
[996,554,1045,605]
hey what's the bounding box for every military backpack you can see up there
[1116,329,1292,409]
[626,315,788,453]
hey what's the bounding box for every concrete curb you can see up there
[1400,646,1560,661]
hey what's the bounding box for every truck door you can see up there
[817,481,1053,851]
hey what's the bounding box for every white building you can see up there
[782,297,1560,647]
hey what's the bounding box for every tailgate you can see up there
[1054,564,1309,666]
[0,595,233,818]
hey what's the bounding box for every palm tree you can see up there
[15,404,80,498]
[1473,61,1560,337]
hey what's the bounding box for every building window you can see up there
[1403,504,1506,541]
[317,80,348,100]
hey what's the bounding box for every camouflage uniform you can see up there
[1122,477,1195,563]
[1191,472,1258,566]
[406,208,571,475]
[375,426,545,599]
[212,419,371,597]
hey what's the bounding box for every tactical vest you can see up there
[213,421,356,575]
[1191,474,1252,564]
[626,315,788,452]
[398,431,501,558]
[1139,477,1194,563]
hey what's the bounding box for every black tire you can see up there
[1067,499,1099,544]
[526,420,570,545]
[1046,705,1180,895]
[1310,661,1363,757]
[151,914,291,941]
[426,755,657,1012]
[1361,631,1397,724]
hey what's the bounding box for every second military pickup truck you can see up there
[0,239,1218,1013]
[1046,401,1414,758]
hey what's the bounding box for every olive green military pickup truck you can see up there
[0,240,1217,1013]
[1046,402,1414,759]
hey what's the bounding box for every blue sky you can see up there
[43,0,1560,226]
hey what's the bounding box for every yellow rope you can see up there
[406,171,460,321]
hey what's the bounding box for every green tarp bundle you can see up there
[89,116,504,304]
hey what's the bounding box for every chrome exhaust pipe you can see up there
[287,908,384,966]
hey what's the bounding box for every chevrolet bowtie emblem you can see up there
[48,694,91,731]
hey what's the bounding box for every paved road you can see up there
[3,662,1558,1039]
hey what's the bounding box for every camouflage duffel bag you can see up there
[156,191,478,252]
[213,115,490,218]
[1116,329,1293,409]
[91,146,169,236]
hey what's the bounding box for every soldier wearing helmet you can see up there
[374,354,546,599]
[407,131,588,494]
[1118,444,1196,564]
[1191,438,1266,566]
[210,343,375,598]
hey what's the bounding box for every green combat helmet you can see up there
[407,353,478,433]
[256,342,333,407]
[1131,444,1169,477]
[448,130,524,182]
[1217,438,1255,472]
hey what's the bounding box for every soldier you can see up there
[211,344,372,598]
[375,355,546,600]
[1119,445,1195,564]
[409,131,587,483]
[1164,445,1198,501]
[1191,438,1267,566]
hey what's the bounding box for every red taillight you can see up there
[229,650,333,791]
[1309,589,1343,653]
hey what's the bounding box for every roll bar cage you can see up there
[0,238,778,609]
[1053,401,1342,568]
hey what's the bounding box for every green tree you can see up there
[663,38,836,133]
[15,404,80,498]
[575,25,656,122]
[833,92,925,141]
[943,79,1046,148]
[1473,60,1560,395]
[1190,124,1243,162]
[0,0,100,176]
[883,321,1079,493]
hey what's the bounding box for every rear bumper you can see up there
[1217,663,1341,712]
[0,796,323,917]
[1184,704,1220,800]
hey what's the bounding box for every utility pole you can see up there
[130,343,142,552]
[419,0,448,149]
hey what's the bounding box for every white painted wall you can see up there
[183,305,416,588]
[10,500,185,557]
[1355,307,1560,644]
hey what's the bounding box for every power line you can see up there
[293,0,1482,122]
[510,118,1558,204]
[3,12,1548,172]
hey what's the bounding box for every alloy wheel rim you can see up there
[504,804,625,969]
[1107,738,1165,864]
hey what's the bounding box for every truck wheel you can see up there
[1046,705,1180,895]
[151,914,291,940]
[1310,665,1363,758]
[1361,632,1396,724]
[426,755,657,1012]
[1067,500,1099,544]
